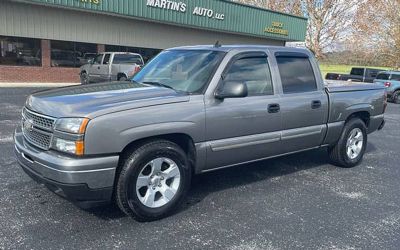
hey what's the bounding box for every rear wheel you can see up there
[118,75,127,81]
[328,118,367,168]
[116,140,191,221]
[392,90,400,104]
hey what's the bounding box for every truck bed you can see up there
[325,80,385,93]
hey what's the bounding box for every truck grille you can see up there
[21,108,55,150]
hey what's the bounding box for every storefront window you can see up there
[0,36,41,66]
[51,40,97,67]
[105,45,161,63]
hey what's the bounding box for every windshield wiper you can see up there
[142,81,175,91]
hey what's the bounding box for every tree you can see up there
[302,0,358,59]
[235,0,303,16]
[236,0,359,60]
[353,0,400,68]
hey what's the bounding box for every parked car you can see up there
[326,67,382,83]
[79,52,144,84]
[373,71,400,104]
[15,45,386,221]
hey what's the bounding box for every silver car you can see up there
[79,52,144,84]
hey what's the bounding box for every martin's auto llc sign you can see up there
[146,0,225,20]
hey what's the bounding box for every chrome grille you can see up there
[21,108,55,150]
[22,126,52,150]
[22,108,55,130]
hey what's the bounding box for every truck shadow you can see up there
[88,143,378,220]
[88,147,336,220]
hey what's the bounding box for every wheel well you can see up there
[80,70,87,75]
[117,73,127,80]
[346,111,370,127]
[120,134,196,173]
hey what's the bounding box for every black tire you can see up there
[80,72,89,85]
[392,90,400,104]
[118,75,127,81]
[116,140,191,221]
[328,118,367,168]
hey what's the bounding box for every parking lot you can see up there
[1,87,399,249]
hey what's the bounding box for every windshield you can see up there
[133,50,225,94]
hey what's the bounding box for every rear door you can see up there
[274,52,329,153]
[205,52,282,169]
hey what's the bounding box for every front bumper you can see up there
[14,127,119,208]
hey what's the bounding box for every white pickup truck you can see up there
[79,52,144,84]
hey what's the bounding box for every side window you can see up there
[224,56,273,96]
[93,54,103,64]
[276,56,317,94]
[368,69,379,78]
[103,54,111,65]
[376,73,390,80]
[391,74,400,81]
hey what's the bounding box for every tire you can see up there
[328,118,367,168]
[116,140,191,221]
[80,72,89,85]
[392,90,400,104]
[118,75,127,81]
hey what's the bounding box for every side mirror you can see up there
[215,81,248,99]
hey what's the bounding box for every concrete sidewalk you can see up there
[0,82,80,88]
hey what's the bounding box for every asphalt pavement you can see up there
[0,87,399,249]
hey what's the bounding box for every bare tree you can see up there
[235,0,303,16]
[236,0,359,60]
[303,0,358,59]
[353,0,400,68]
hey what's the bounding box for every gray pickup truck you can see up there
[79,52,144,84]
[14,45,386,221]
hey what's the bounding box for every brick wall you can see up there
[0,39,81,83]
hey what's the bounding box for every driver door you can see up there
[89,54,104,83]
[204,52,282,170]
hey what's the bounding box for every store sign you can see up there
[146,0,225,20]
[77,0,100,4]
[264,21,289,36]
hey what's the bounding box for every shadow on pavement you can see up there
[87,147,332,220]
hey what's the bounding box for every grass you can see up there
[319,64,391,78]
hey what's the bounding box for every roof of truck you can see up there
[168,45,312,54]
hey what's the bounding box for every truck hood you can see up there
[26,81,190,118]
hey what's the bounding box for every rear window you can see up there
[276,56,317,94]
[113,54,143,65]
[391,74,400,81]
[376,73,390,80]
[350,68,364,76]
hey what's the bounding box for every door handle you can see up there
[268,103,280,113]
[97,66,100,69]
[311,100,321,109]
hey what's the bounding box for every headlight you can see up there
[54,118,89,134]
[53,138,84,156]
[53,117,89,155]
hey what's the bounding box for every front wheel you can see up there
[80,72,89,85]
[116,140,191,221]
[328,118,367,168]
